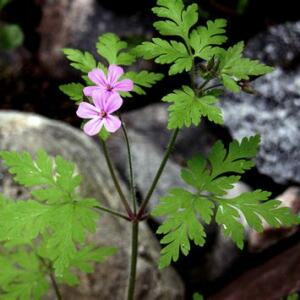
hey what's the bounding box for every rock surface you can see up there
[36,0,151,77]
[0,111,184,300]
[209,241,300,300]
[245,21,300,67]
[221,22,300,184]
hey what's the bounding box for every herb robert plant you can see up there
[0,0,299,299]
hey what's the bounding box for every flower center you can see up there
[99,110,107,119]
[106,84,113,92]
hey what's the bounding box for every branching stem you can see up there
[100,139,133,218]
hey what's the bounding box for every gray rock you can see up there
[221,54,300,184]
[0,111,184,300]
[245,21,300,67]
[37,0,151,77]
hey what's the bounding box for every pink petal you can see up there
[88,69,107,87]
[83,86,104,97]
[91,92,107,110]
[108,65,124,86]
[76,102,99,119]
[114,79,134,92]
[104,93,123,114]
[83,118,103,136]
[103,115,121,133]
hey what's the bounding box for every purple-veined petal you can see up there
[92,91,107,110]
[83,86,104,97]
[83,117,103,136]
[114,79,134,92]
[103,115,121,133]
[76,102,99,119]
[108,65,124,86]
[88,68,107,86]
[104,93,123,114]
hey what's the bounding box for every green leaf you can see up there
[216,190,300,248]
[0,251,49,300]
[152,0,198,40]
[63,48,96,73]
[162,85,223,129]
[96,33,136,65]
[190,19,227,60]
[0,150,81,204]
[193,293,204,300]
[152,188,214,268]
[181,136,260,196]
[134,38,192,75]
[43,198,99,276]
[0,24,24,50]
[59,83,84,102]
[0,200,50,246]
[0,0,11,10]
[217,42,274,92]
[287,293,299,300]
[124,70,164,95]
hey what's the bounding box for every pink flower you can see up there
[76,92,122,136]
[83,65,133,97]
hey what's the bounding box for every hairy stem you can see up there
[95,205,131,221]
[126,221,139,300]
[100,139,133,218]
[137,128,179,218]
[121,121,138,214]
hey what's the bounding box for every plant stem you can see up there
[95,205,131,221]
[126,221,139,300]
[39,256,62,300]
[49,270,63,300]
[137,128,179,218]
[121,121,137,214]
[100,139,133,218]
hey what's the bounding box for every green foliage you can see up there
[217,42,274,92]
[96,33,136,66]
[152,0,198,41]
[61,33,163,100]
[125,71,164,95]
[287,293,299,300]
[236,0,249,15]
[134,38,192,75]
[152,188,214,268]
[0,24,24,50]
[59,83,84,102]
[193,293,204,300]
[0,0,11,10]
[162,85,223,129]
[0,251,49,300]
[0,150,116,279]
[63,48,97,73]
[189,19,227,60]
[153,136,299,268]
[216,190,299,249]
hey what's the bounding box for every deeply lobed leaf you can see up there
[152,188,214,268]
[134,38,192,75]
[162,85,223,128]
[63,49,97,73]
[96,33,136,65]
